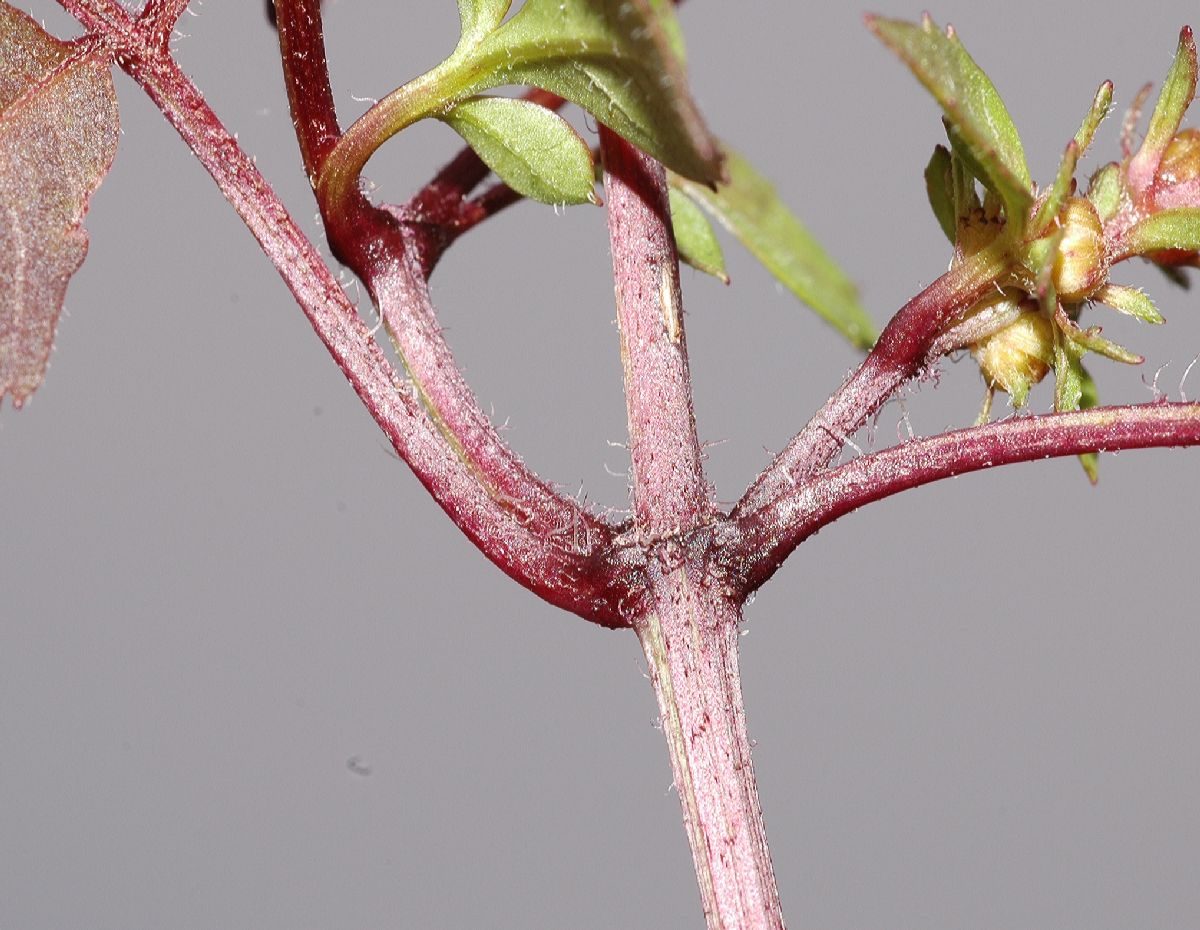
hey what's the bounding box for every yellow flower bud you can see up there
[970,305,1054,408]
[1052,196,1108,302]
[1156,128,1200,187]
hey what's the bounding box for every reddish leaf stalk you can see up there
[729,402,1200,596]
[56,0,626,625]
[602,127,783,930]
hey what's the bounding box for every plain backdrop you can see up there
[3,2,1199,928]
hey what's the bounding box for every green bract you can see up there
[1074,81,1114,155]
[646,0,687,65]
[439,96,597,206]
[672,150,876,350]
[1094,284,1164,325]
[1127,27,1197,194]
[868,14,1032,235]
[923,145,956,243]
[1121,207,1200,257]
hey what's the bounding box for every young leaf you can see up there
[668,188,728,284]
[1127,26,1197,194]
[1093,284,1165,324]
[1052,336,1101,481]
[1030,140,1079,236]
[439,96,596,205]
[1065,324,1143,365]
[456,0,511,49]
[1,2,119,409]
[672,150,875,349]
[924,145,957,243]
[1119,207,1200,258]
[1087,161,1122,221]
[868,15,1032,234]
[1054,333,1085,413]
[646,0,687,66]
[467,0,722,186]
[949,139,981,221]
[1074,81,1114,156]
[1078,365,1101,483]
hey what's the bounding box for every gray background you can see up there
[3,2,1199,928]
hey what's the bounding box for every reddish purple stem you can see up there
[57,0,627,626]
[728,402,1200,595]
[601,126,710,536]
[736,245,1005,518]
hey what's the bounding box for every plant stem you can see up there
[601,126,709,534]
[602,128,782,928]
[272,0,616,554]
[729,401,1200,595]
[57,0,627,626]
[136,0,189,49]
[736,242,1009,517]
[635,567,785,930]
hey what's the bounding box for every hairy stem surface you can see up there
[635,563,785,930]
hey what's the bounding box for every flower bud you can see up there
[970,304,1054,408]
[1146,130,1200,265]
[1156,128,1200,187]
[1052,196,1108,302]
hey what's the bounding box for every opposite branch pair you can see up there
[56,0,625,625]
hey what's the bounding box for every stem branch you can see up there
[57,0,626,625]
[729,401,1200,595]
[736,244,1009,518]
[272,0,615,554]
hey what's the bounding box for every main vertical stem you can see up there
[601,127,708,532]
[634,564,785,930]
[602,128,784,929]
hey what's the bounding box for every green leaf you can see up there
[646,0,687,65]
[456,0,511,48]
[949,138,981,221]
[468,0,722,186]
[1086,161,1122,221]
[1,1,119,409]
[868,14,1032,233]
[1052,331,1100,481]
[1127,26,1197,193]
[1066,325,1143,365]
[1120,207,1200,257]
[1030,140,1079,235]
[1054,330,1085,412]
[924,145,956,243]
[1093,284,1165,324]
[668,187,728,284]
[1074,81,1114,156]
[1077,364,1100,483]
[439,96,596,205]
[672,149,876,349]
